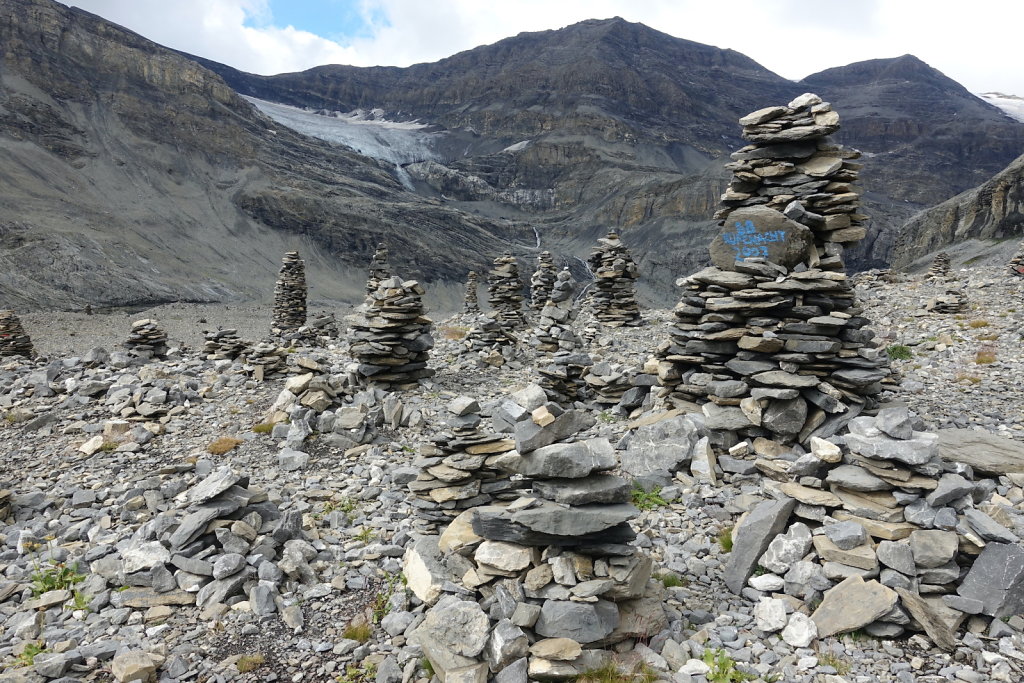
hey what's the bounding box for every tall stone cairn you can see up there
[348,275,435,390]
[272,251,307,333]
[657,93,890,445]
[529,251,557,311]
[926,252,951,279]
[124,319,169,359]
[587,231,641,326]
[486,252,527,329]
[531,269,591,402]
[463,271,480,313]
[366,242,391,293]
[1009,242,1024,276]
[0,310,33,357]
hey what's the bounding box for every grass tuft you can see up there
[342,623,372,643]
[885,344,913,360]
[968,319,990,328]
[717,526,734,553]
[207,436,244,455]
[236,654,265,673]
[252,423,274,434]
[703,648,756,682]
[576,660,658,683]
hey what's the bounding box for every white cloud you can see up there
[67,0,1024,94]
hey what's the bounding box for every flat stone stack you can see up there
[529,251,557,311]
[583,360,635,409]
[926,289,968,314]
[297,313,341,347]
[366,242,391,294]
[464,271,480,313]
[725,407,1024,648]
[1008,243,1024,276]
[0,310,33,357]
[926,252,951,280]
[272,251,307,333]
[245,342,289,379]
[202,329,248,360]
[460,315,522,368]
[405,408,667,682]
[487,252,527,329]
[529,268,582,354]
[407,396,520,529]
[124,319,169,359]
[587,232,641,327]
[348,276,435,390]
[537,352,593,405]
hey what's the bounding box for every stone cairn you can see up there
[529,268,592,402]
[202,329,249,360]
[487,252,527,329]
[366,242,391,293]
[460,316,522,368]
[0,310,33,357]
[124,319,169,359]
[656,93,890,445]
[404,406,666,681]
[529,251,557,311]
[587,231,641,327]
[925,252,951,279]
[1008,243,1024,276]
[272,251,307,333]
[348,275,435,390]
[407,396,521,530]
[926,289,968,314]
[584,360,636,410]
[463,271,480,313]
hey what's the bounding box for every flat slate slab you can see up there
[937,428,1024,476]
[724,497,797,593]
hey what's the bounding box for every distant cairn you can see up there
[529,251,557,311]
[463,271,480,313]
[486,252,527,329]
[0,310,33,357]
[926,288,968,314]
[587,231,641,327]
[1009,243,1024,276]
[366,242,391,293]
[272,251,307,333]
[925,252,951,279]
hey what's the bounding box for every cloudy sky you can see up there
[65,0,1024,95]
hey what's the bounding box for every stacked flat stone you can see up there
[272,251,307,333]
[297,313,340,346]
[529,268,581,354]
[583,361,635,408]
[460,315,521,368]
[0,489,10,523]
[464,271,481,313]
[348,275,435,389]
[0,310,33,357]
[366,242,391,293]
[1008,243,1024,276]
[926,289,968,314]
[124,319,168,359]
[537,352,593,405]
[407,396,520,528]
[487,252,527,329]
[202,329,248,360]
[926,252,951,280]
[587,232,641,326]
[245,342,289,378]
[529,251,557,311]
[716,93,865,269]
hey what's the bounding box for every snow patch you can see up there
[978,92,1024,123]
[502,140,532,153]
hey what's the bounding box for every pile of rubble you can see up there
[124,319,169,359]
[366,243,391,293]
[272,251,307,333]
[487,253,527,329]
[0,309,33,357]
[404,405,666,682]
[529,251,557,311]
[406,396,520,529]
[296,313,341,346]
[201,329,249,360]
[348,276,435,390]
[926,252,952,280]
[245,342,290,379]
[464,271,481,313]
[459,315,523,368]
[587,232,641,327]
[926,289,968,314]
[537,352,593,405]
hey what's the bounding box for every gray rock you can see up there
[760,522,812,574]
[494,658,528,683]
[925,473,973,507]
[483,619,529,672]
[725,497,797,593]
[186,466,240,505]
[761,397,807,435]
[909,530,958,569]
[494,439,614,479]
[875,407,914,440]
[249,582,277,616]
[278,447,309,471]
[956,542,1024,617]
[937,428,1024,476]
[532,475,630,505]
[811,576,898,638]
[619,415,701,476]
[963,508,1018,543]
[33,651,73,678]
[511,501,637,536]
[710,205,815,271]
[825,465,890,492]
[412,596,490,657]
[701,403,754,431]
[903,499,937,528]
[534,599,619,644]
[825,521,867,550]
[877,541,917,575]
[212,553,246,580]
[514,410,595,453]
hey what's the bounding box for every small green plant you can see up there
[816,651,851,675]
[968,319,990,328]
[13,642,47,667]
[252,422,274,434]
[236,654,265,673]
[353,527,376,543]
[98,441,119,452]
[955,372,983,384]
[654,570,688,588]
[342,622,372,643]
[31,561,85,596]
[631,486,668,511]
[885,344,913,360]
[717,526,734,553]
[597,411,617,424]
[70,590,91,612]
[372,573,405,623]
[336,662,378,683]
[575,660,658,683]
[977,333,1000,341]
[702,648,755,683]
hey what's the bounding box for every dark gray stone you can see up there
[957,543,1024,617]
[710,206,815,271]
[761,397,808,436]
[494,439,615,479]
[925,473,973,507]
[963,508,1018,543]
[619,415,701,477]
[534,599,619,644]
[514,410,595,453]
[725,497,798,594]
[825,465,890,492]
[532,475,631,505]
[825,521,867,551]
[875,407,913,440]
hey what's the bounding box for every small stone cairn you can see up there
[587,231,641,327]
[487,252,527,329]
[925,252,952,279]
[1008,243,1024,276]
[404,407,666,681]
[464,271,480,313]
[407,396,520,529]
[530,269,593,402]
[202,329,248,360]
[460,315,522,368]
[124,319,169,359]
[529,251,557,311]
[348,275,435,389]
[925,289,968,314]
[0,310,33,357]
[366,242,391,293]
[656,93,890,445]
[272,251,307,333]
[245,342,289,379]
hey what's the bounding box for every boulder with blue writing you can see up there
[710,206,815,271]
